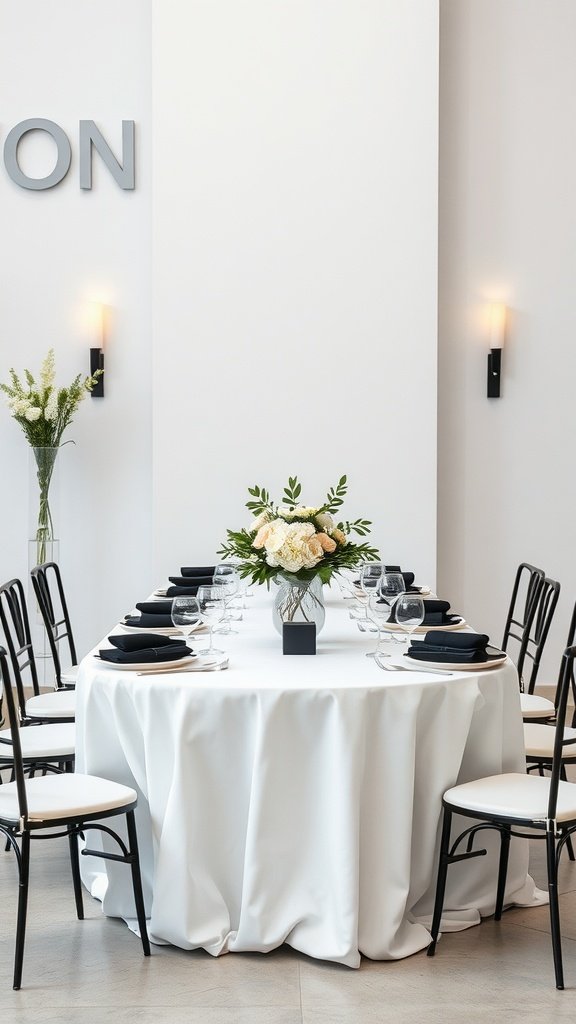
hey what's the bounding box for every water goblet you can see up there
[213,564,241,632]
[196,585,226,657]
[395,594,425,647]
[170,596,201,648]
[357,562,384,630]
[366,591,394,658]
[379,572,406,644]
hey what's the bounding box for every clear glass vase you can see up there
[272,573,326,635]
[29,446,60,567]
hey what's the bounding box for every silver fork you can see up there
[373,653,453,677]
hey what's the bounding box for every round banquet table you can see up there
[75,586,542,967]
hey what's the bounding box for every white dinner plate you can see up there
[402,652,507,672]
[95,654,197,671]
[121,623,182,635]
[382,617,466,634]
[121,621,207,635]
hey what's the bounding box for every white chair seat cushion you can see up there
[524,723,576,760]
[520,693,555,719]
[444,772,576,823]
[60,665,78,687]
[0,723,75,760]
[0,773,136,824]
[25,690,76,720]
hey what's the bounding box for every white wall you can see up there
[0,1,153,655]
[152,0,439,584]
[438,0,576,682]
[0,1,439,662]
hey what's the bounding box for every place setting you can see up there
[97,585,231,673]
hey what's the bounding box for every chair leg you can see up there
[427,807,452,956]
[559,768,575,861]
[126,811,151,957]
[13,831,31,991]
[546,830,564,990]
[494,825,511,920]
[68,826,84,920]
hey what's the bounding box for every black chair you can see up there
[0,646,150,989]
[427,643,576,990]
[0,578,75,723]
[501,567,560,721]
[501,562,544,664]
[30,562,78,690]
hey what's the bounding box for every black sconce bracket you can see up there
[487,348,501,398]
[90,348,105,397]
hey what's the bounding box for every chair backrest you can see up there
[549,645,576,821]
[0,647,29,826]
[517,575,561,694]
[0,578,41,713]
[502,562,544,659]
[30,562,77,688]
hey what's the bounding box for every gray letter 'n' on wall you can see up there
[3,119,72,190]
[79,120,135,190]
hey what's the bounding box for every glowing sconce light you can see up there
[487,303,507,398]
[88,301,105,397]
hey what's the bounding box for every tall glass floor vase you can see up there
[28,447,61,686]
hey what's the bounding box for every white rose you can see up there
[25,406,42,422]
[249,511,270,533]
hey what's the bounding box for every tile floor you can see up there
[0,836,574,1023]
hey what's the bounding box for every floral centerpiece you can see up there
[1,349,102,563]
[219,475,379,632]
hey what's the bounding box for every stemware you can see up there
[356,562,384,629]
[366,590,394,658]
[379,572,406,643]
[212,564,241,632]
[170,596,201,648]
[395,594,425,646]
[196,585,226,656]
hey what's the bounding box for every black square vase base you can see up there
[282,622,316,655]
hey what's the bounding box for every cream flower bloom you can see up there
[25,406,42,422]
[278,505,319,520]
[264,521,324,573]
[316,532,337,553]
[44,390,58,422]
[331,528,347,546]
[249,510,270,533]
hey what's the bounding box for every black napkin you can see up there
[99,633,192,664]
[354,568,419,592]
[166,584,204,597]
[124,613,175,629]
[407,631,497,664]
[387,599,460,626]
[180,566,216,577]
[169,576,214,588]
[136,600,173,615]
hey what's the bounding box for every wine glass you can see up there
[196,585,226,656]
[366,590,394,658]
[212,564,241,632]
[379,572,406,643]
[357,562,384,629]
[170,596,201,648]
[395,595,425,647]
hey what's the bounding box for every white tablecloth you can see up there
[75,588,541,967]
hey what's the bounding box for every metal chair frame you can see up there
[0,578,72,724]
[30,561,77,690]
[427,644,576,990]
[0,647,150,989]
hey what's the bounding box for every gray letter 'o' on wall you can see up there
[3,118,72,190]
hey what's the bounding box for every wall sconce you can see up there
[88,301,105,397]
[487,302,507,398]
